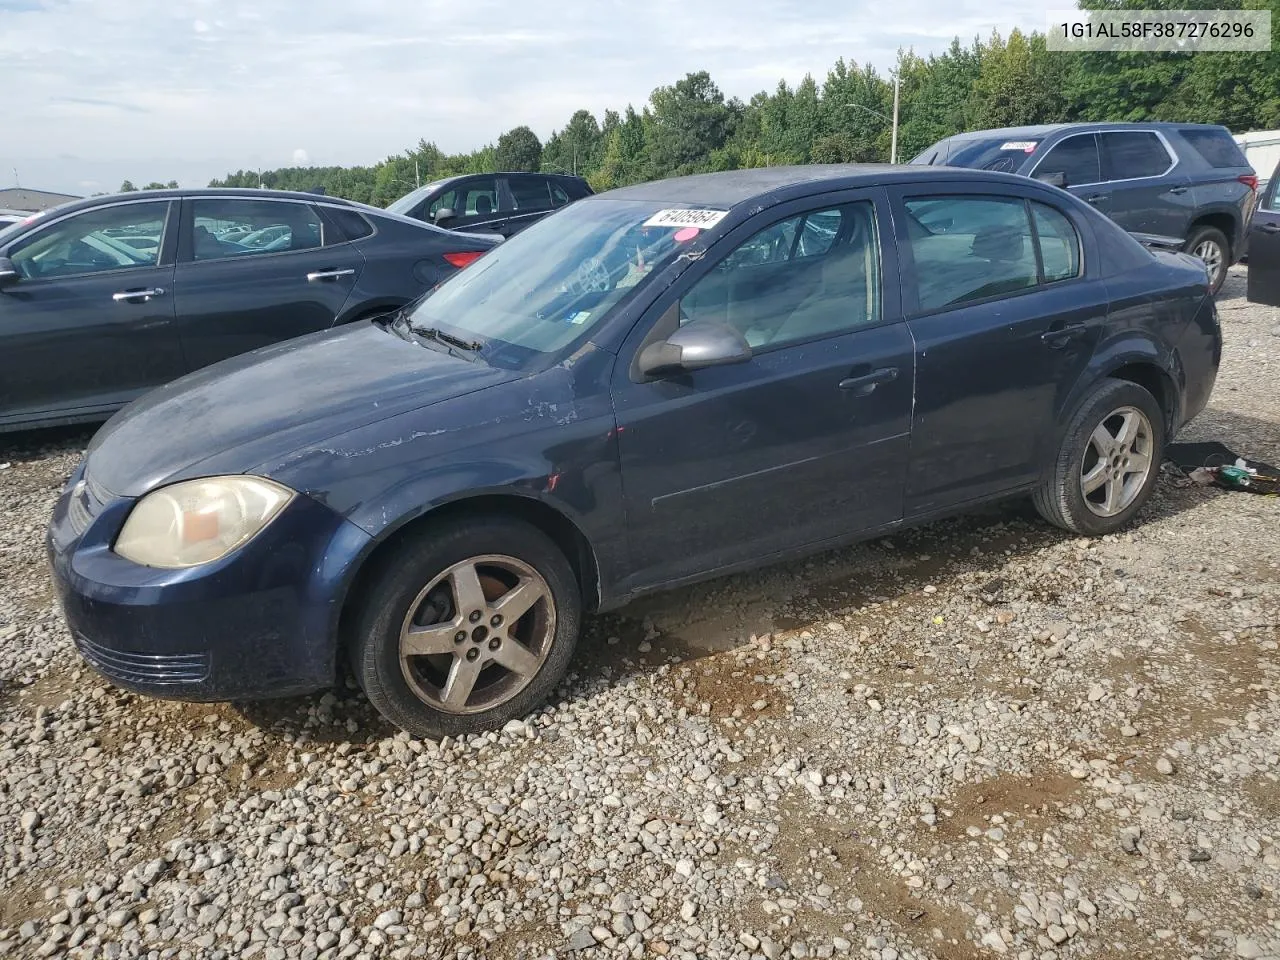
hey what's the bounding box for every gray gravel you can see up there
[1,267,1278,960]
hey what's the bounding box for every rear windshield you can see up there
[911,137,1040,173]
[1179,128,1250,168]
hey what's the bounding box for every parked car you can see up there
[0,208,28,229]
[1246,158,1280,307]
[912,122,1258,294]
[386,172,593,238]
[0,188,501,432]
[49,165,1220,738]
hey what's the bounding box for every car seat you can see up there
[474,195,493,216]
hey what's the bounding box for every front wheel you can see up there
[1033,379,1165,536]
[1184,225,1229,295]
[350,517,582,738]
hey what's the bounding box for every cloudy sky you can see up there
[0,0,1050,195]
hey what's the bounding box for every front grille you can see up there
[68,469,113,536]
[74,633,210,686]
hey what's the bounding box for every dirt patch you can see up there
[933,772,1082,839]
[680,657,789,720]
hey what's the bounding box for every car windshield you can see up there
[913,137,1041,173]
[385,179,451,215]
[404,197,724,366]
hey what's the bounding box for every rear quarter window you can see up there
[324,207,375,241]
[1179,128,1250,168]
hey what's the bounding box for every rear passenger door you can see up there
[173,197,364,370]
[433,177,504,234]
[1097,130,1191,244]
[890,185,1107,516]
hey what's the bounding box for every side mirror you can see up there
[0,257,18,288]
[433,207,456,224]
[637,320,752,377]
[1035,171,1067,188]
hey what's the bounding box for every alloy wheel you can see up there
[398,555,555,714]
[1079,405,1155,518]
[1193,239,1223,287]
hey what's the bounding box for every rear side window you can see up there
[324,207,374,241]
[1100,132,1174,180]
[903,196,1082,312]
[1032,203,1081,283]
[1035,135,1101,187]
[1179,128,1249,168]
[509,178,554,212]
[551,184,571,207]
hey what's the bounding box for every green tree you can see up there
[119,180,137,192]
[543,110,604,177]
[645,71,738,178]
[494,126,543,172]
[594,106,648,190]
[966,29,1068,129]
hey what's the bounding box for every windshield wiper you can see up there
[400,323,486,362]
[418,327,484,352]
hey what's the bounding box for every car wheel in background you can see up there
[350,516,581,738]
[1033,379,1166,536]
[1184,225,1230,295]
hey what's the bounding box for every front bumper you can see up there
[47,465,373,701]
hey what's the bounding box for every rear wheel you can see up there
[1033,379,1165,536]
[1184,225,1229,295]
[350,517,581,738]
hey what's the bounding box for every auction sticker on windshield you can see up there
[643,208,729,229]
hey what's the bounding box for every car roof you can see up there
[942,121,1230,142]
[28,187,364,219]
[600,164,1031,207]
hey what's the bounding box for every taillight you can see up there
[1238,174,1258,191]
[443,251,485,268]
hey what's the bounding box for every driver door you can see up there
[609,190,916,593]
[0,199,183,429]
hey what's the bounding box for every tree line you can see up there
[204,0,1278,207]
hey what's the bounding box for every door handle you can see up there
[1167,186,1189,196]
[307,268,356,282]
[1084,195,1105,205]
[1259,222,1280,234]
[1041,322,1089,348]
[112,287,165,302]
[838,366,898,395]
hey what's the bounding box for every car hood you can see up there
[86,322,518,498]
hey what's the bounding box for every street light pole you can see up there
[890,74,901,165]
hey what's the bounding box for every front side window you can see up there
[9,202,168,280]
[904,196,1039,310]
[1100,132,1173,180]
[1035,135,1101,187]
[458,178,500,217]
[903,195,1083,311]
[681,202,881,350]
[190,200,325,262]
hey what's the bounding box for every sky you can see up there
[0,0,1051,196]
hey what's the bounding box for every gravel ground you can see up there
[1,267,1277,960]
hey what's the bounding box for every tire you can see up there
[1033,379,1166,537]
[1184,225,1230,296]
[349,516,582,738]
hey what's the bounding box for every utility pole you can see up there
[11,168,18,188]
[890,74,901,165]
[415,158,421,189]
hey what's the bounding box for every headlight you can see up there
[114,476,294,568]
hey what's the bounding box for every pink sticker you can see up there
[673,227,699,242]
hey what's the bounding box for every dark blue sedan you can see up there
[48,165,1221,738]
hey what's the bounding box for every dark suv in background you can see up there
[386,172,593,238]
[912,122,1257,293]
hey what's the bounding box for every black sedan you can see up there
[48,165,1220,738]
[0,188,500,432]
